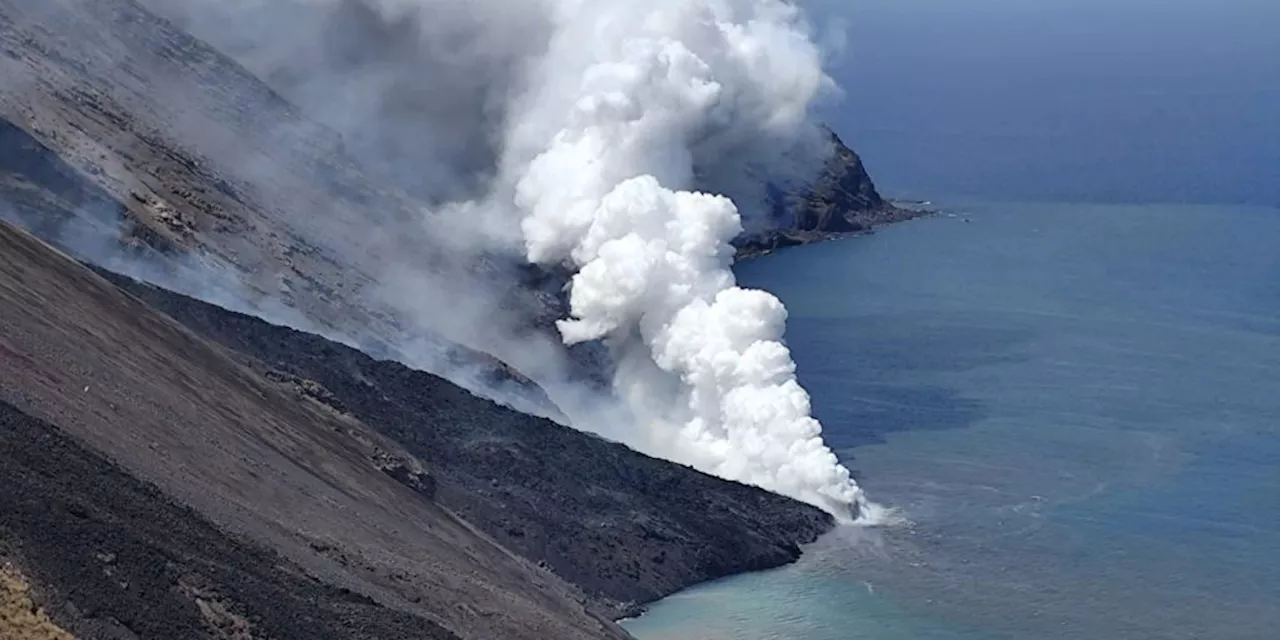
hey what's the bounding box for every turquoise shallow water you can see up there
[624,201,1280,640]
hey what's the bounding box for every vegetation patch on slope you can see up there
[0,565,74,640]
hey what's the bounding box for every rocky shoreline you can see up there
[735,201,935,261]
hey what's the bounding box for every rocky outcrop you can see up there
[735,128,926,258]
[792,128,894,232]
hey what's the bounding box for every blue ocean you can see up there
[624,201,1280,639]
[626,1,1277,637]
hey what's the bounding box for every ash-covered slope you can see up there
[1,401,461,640]
[1,215,832,635]
[0,0,513,376]
[101,267,834,619]
[0,104,834,622]
[0,0,638,418]
[0,221,628,640]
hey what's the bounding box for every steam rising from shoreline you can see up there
[107,0,874,518]
[503,0,865,516]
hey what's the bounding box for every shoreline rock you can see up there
[734,202,935,261]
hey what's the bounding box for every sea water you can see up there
[623,201,1280,640]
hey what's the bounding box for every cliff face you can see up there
[790,129,896,232]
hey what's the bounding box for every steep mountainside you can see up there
[101,268,833,619]
[1,401,462,640]
[0,0,486,364]
[0,221,628,640]
[1,214,832,637]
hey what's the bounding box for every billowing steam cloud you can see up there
[138,0,871,518]
[499,0,865,517]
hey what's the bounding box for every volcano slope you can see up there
[100,265,834,618]
[0,401,461,640]
[0,216,832,637]
[0,0,533,386]
[0,221,629,640]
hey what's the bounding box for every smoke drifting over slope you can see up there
[135,0,870,517]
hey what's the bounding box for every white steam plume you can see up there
[133,0,876,519]
[501,0,867,519]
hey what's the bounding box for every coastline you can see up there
[619,200,1280,640]
[734,201,936,262]
[615,201,936,622]
[617,200,937,623]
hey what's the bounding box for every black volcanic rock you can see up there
[735,128,925,258]
[0,221,632,639]
[0,401,460,640]
[792,128,896,231]
[102,269,836,619]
